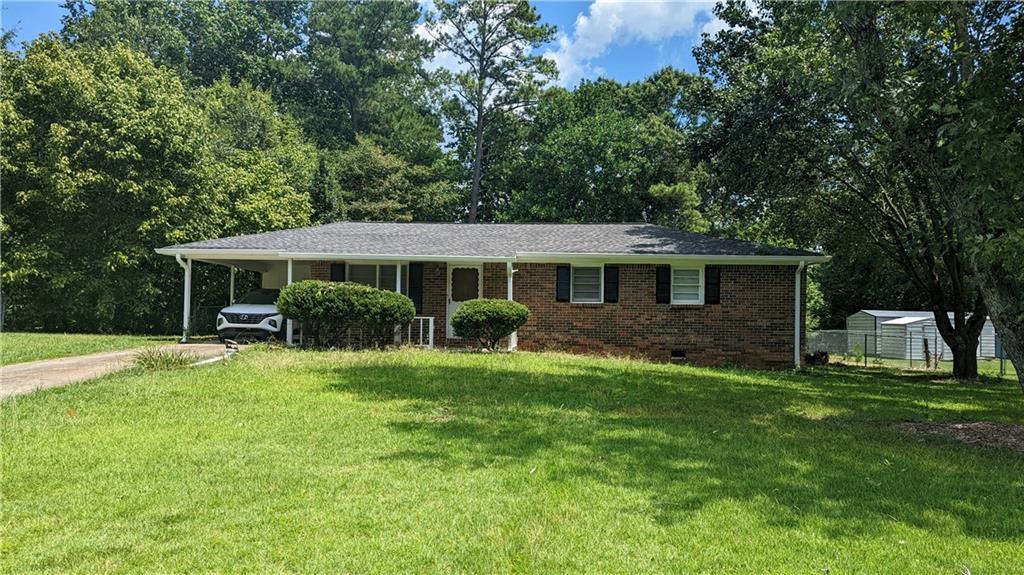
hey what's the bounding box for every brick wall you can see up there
[304,259,805,368]
[310,261,330,281]
[510,263,804,368]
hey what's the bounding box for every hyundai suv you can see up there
[216,289,284,341]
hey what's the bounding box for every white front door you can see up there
[447,264,483,338]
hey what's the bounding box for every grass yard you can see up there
[2,349,1022,573]
[0,332,175,366]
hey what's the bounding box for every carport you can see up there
[155,250,419,346]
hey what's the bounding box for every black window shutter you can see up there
[706,266,721,305]
[604,266,619,303]
[655,266,671,304]
[330,263,346,282]
[408,263,424,313]
[556,265,571,302]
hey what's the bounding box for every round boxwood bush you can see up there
[277,280,415,348]
[451,299,530,350]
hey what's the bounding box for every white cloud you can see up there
[544,0,723,87]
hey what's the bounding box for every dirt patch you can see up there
[896,421,1024,454]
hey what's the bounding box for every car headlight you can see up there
[268,318,278,329]
[217,315,225,327]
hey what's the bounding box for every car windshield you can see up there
[237,289,279,305]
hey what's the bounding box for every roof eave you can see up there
[514,252,829,264]
[156,247,828,265]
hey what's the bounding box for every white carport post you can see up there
[229,266,235,304]
[507,260,517,351]
[176,253,192,343]
[286,258,294,345]
[395,262,403,345]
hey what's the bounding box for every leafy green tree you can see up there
[319,136,459,223]
[299,0,433,147]
[61,0,304,91]
[425,0,556,222]
[198,79,316,235]
[310,154,342,224]
[690,1,1011,379]
[932,2,1024,391]
[1,40,217,332]
[499,74,700,227]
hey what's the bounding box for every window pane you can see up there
[572,267,601,302]
[349,264,377,287]
[672,268,701,302]
[451,267,479,301]
[673,285,700,300]
[379,265,397,291]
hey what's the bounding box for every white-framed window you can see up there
[671,267,704,304]
[346,263,409,293]
[571,265,603,304]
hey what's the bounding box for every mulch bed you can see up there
[896,421,1024,454]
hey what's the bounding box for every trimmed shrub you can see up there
[451,299,530,350]
[277,280,415,348]
[348,283,416,347]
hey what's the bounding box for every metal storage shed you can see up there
[847,309,998,359]
[879,317,950,360]
[846,310,932,356]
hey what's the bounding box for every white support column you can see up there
[395,262,404,344]
[229,266,235,304]
[794,260,806,368]
[176,254,192,343]
[286,258,294,346]
[507,260,517,351]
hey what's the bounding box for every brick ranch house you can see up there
[157,222,827,368]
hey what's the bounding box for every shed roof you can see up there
[159,222,823,260]
[859,310,935,319]
[881,316,931,326]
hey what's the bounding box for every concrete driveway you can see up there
[0,344,228,399]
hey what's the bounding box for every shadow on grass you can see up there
[322,354,1023,542]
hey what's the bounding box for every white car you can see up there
[216,289,284,341]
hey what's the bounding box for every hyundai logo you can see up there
[240,314,249,321]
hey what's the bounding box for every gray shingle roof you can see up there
[163,222,822,258]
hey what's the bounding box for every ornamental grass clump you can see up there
[450,299,530,351]
[277,280,415,348]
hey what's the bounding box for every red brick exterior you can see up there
[512,263,804,368]
[307,260,805,368]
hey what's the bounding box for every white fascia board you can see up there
[154,248,280,260]
[514,252,830,265]
[279,252,513,263]
[155,248,514,263]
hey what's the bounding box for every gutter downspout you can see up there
[175,253,192,343]
[794,260,806,368]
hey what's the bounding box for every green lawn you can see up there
[0,332,174,366]
[2,350,1022,573]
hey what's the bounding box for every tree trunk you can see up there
[468,102,484,223]
[974,260,1024,393]
[950,336,979,379]
[932,298,987,380]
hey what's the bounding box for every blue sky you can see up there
[2,0,719,86]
